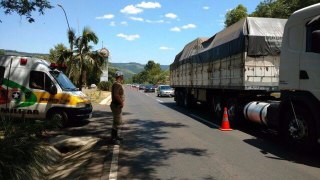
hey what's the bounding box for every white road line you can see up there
[109,145,120,180]
[190,114,220,128]
[156,99,164,103]
[145,94,149,96]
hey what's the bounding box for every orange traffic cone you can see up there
[219,107,233,131]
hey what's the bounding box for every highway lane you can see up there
[117,86,320,180]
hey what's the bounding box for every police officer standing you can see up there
[110,71,125,145]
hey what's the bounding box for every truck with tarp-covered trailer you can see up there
[170,3,320,147]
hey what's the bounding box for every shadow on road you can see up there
[243,138,320,168]
[52,109,135,142]
[158,101,320,169]
[159,102,220,129]
[119,118,209,179]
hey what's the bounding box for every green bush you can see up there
[98,81,112,91]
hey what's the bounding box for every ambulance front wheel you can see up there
[49,110,68,126]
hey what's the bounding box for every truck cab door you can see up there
[299,15,320,100]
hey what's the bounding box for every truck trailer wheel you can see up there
[183,92,190,108]
[175,91,181,106]
[49,110,69,127]
[283,105,316,148]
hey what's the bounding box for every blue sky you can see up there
[0,0,262,65]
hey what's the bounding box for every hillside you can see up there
[1,49,49,57]
[111,62,169,72]
[110,62,169,78]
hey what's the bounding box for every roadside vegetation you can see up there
[0,116,61,179]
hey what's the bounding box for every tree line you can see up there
[131,60,169,85]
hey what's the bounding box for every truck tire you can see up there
[49,110,68,127]
[176,91,182,106]
[282,105,316,148]
[183,91,195,108]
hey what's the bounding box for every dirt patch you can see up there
[82,88,110,104]
[46,135,102,179]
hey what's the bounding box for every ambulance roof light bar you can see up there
[20,58,28,65]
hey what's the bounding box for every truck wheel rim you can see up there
[288,117,308,140]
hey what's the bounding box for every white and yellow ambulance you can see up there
[0,55,92,123]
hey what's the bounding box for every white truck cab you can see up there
[280,3,320,99]
[0,55,92,123]
[277,3,320,145]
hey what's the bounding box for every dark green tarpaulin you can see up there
[171,17,287,70]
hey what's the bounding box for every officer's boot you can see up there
[115,129,123,141]
[111,129,120,145]
[111,128,116,140]
[111,128,120,145]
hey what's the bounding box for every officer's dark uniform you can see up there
[110,81,124,143]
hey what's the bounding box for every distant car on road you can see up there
[157,85,174,97]
[131,84,139,88]
[144,85,155,92]
[139,84,146,90]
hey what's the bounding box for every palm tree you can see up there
[71,27,101,90]
[64,28,76,82]
[55,27,104,90]
[68,29,75,51]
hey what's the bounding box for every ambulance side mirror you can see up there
[49,84,57,95]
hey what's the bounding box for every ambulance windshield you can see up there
[50,70,78,91]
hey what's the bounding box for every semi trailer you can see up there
[170,3,320,146]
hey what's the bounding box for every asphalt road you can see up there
[114,86,320,180]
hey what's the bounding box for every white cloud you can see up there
[203,6,210,10]
[137,2,161,9]
[170,24,197,32]
[181,24,196,29]
[120,5,143,14]
[129,17,144,22]
[96,14,115,19]
[165,13,178,19]
[159,46,174,50]
[117,33,140,41]
[146,19,164,23]
[120,21,128,26]
[110,21,116,26]
[170,27,181,32]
